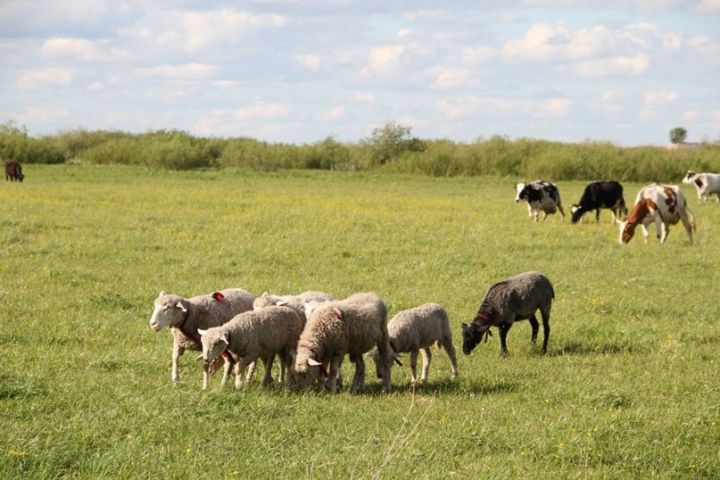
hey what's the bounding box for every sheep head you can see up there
[198,329,229,367]
[149,292,188,331]
[461,321,490,355]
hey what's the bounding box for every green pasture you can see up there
[1,165,719,478]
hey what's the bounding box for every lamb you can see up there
[367,303,458,384]
[198,306,303,389]
[254,291,333,321]
[148,288,254,388]
[294,292,391,394]
[461,272,554,356]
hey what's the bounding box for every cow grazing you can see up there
[682,171,720,203]
[515,180,565,221]
[4,161,24,182]
[618,184,695,245]
[570,181,628,224]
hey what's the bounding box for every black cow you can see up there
[570,181,627,224]
[4,161,24,182]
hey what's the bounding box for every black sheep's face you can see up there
[461,322,486,355]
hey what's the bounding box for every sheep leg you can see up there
[541,309,551,353]
[245,360,256,383]
[499,322,512,356]
[420,347,432,382]
[376,339,392,392]
[528,314,539,343]
[350,355,366,394]
[261,355,275,387]
[442,337,459,379]
[220,356,234,387]
[326,357,343,394]
[234,357,254,389]
[171,342,184,385]
[202,363,209,390]
[409,350,419,384]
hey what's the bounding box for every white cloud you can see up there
[546,98,570,116]
[696,0,720,13]
[683,110,700,120]
[320,105,346,120]
[234,102,291,121]
[644,90,678,105]
[397,28,411,39]
[295,54,320,70]
[462,46,497,64]
[13,106,69,125]
[572,54,649,77]
[88,81,103,91]
[120,8,286,52]
[686,35,720,54]
[135,63,217,79]
[365,45,406,73]
[355,91,377,104]
[17,68,76,88]
[41,36,131,62]
[501,23,611,62]
[433,68,471,90]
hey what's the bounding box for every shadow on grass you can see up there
[548,340,641,356]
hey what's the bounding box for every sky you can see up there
[1,0,719,146]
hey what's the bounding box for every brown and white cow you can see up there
[618,184,695,245]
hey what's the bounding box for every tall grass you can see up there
[1,165,719,478]
[2,122,719,181]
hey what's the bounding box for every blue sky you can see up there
[1,0,719,145]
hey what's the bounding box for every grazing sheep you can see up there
[368,303,458,384]
[294,292,391,394]
[198,306,303,389]
[254,291,333,321]
[462,272,554,356]
[149,288,254,388]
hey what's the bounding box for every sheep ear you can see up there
[159,290,166,296]
[196,354,203,361]
[261,292,269,297]
[277,300,288,306]
[220,333,229,344]
[175,301,187,312]
[333,307,343,319]
[197,329,207,336]
[307,358,323,367]
[461,322,469,331]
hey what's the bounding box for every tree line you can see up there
[1,121,719,182]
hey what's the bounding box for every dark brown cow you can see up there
[5,161,24,182]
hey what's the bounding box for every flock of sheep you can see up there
[147,169,719,393]
[149,271,553,393]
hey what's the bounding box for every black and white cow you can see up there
[515,180,565,222]
[682,171,720,203]
[570,181,628,224]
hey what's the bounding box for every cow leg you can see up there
[557,204,565,221]
[641,217,652,244]
[540,309,551,353]
[595,209,600,223]
[528,314,539,343]
[526,204,533,219]
[651,212,667,244]
[499,322,512,356]
[680,210,694,244]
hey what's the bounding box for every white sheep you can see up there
[198,306,303,389]
[462,272,554,356]
[254,291,333,321]
[368,303,458,384]
[149,288,254,388]
[294,292,391,394]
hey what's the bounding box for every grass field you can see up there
[1,165,719,478]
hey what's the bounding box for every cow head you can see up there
[618,218,636,243]
[682,171,696,184]
[514,182,526,202]
[570,204,584,224]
